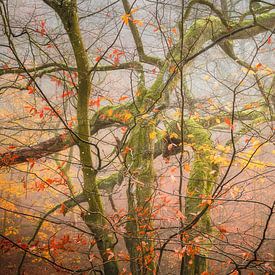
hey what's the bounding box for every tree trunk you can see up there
[42,1,119,273]
[182,120,218,274]
[125,122,156,275]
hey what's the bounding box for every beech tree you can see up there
[0,0,274,274]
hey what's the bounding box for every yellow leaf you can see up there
[107,109,113,116]
[216,118,221,124]
[121,14,130,25]
[174,110,181,118]
[203,75,210,81]
[149,132,157,140]
[170,132,178,139]
[124,112,132,121]
[159,130,167,137]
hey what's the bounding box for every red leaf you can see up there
[27,158,35,169]
[95,56,101,62]
[61,90,74,98]
[60,203,66,215]
[89,97,101,108]
[217,225,228,234]
[60,234,70,245]
[40,20,46,28]
[121,126,127,134]
[267,37,272,44]
[20,243,28,250]
[224,117,234,130]
[27,86,35,94]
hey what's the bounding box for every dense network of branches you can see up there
[0,0,274,274]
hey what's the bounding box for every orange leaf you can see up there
[27,86,35,94]
[171,28,177,34]
[119,95,129,101]
[121,14,130,25]
[132,19,143,26]
[60,203,66,215]
[217,225,228,234]
[130,7,139,14]
[123,146,132,155]
[170,166,177,173]
[184,163,191,172]
[255,63,262,69]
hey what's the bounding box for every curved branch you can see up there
[121,0,163,67]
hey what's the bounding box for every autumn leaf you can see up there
[217,225,228,234]
[224,117,234,130]
[267,37,272,44]
[61,90,74,98]
[89,97,101,108]
[149,131,157,140]
[132,19,143,26]
[27,86,35,94]
[121,13,130,25]
[170,166,177,173]
[95,56,102,62]
[105,248,115,260]
[122,111,132,122]
[167,37,173,47]
[171,27,177,34]
[123,146,132,155]
[121,126,127,134]
[170,132,178,139]
[255,63,263,69]
[121,8,141,26]
[118,95,129,101]
[176,210,186,220]
[184,163,191,172]
[27,158,35,169]
[60,234,70,245]
[106,109,113,116]
[60,203,66,215]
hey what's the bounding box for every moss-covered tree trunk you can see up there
[124,120,156,275]
[43,1,119,273]
[181,120,218,274]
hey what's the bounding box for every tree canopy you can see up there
[0,0,274,274]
